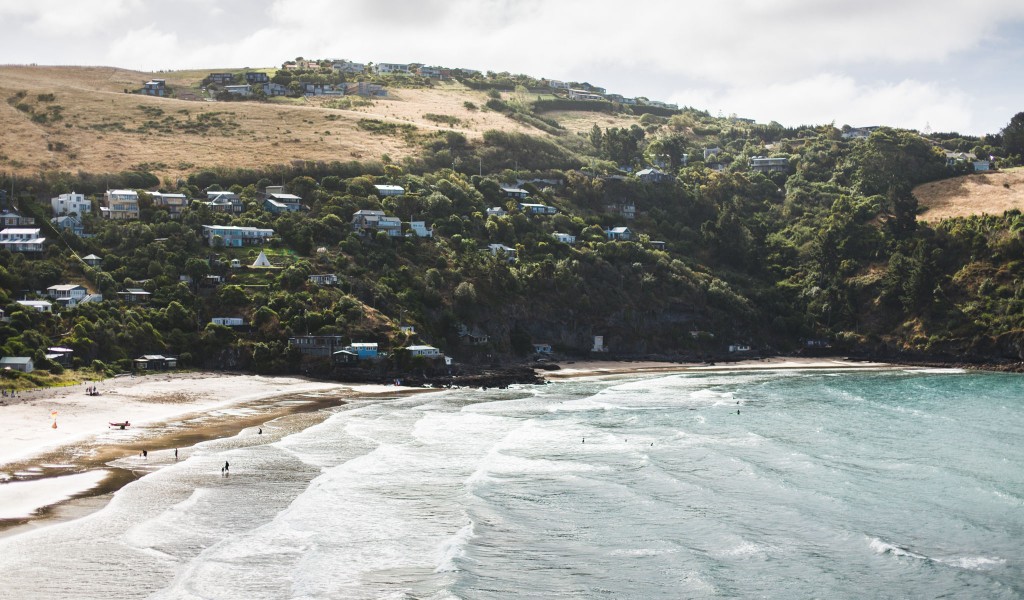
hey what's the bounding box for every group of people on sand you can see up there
[85,385,100,396]
[1,388,17,398]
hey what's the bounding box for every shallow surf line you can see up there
[0,470,110,520]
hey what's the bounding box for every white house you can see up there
[16,300,53,312]
[376,63,411,74]
[200,191,243,214]
[46,284,88,306]
[486,207,507,218]
[149,192,189,217]
[406,345,442,358]
[51,192,91,217]
[374,184,405,197]
[501,186,529,199]
[486,243,517,261]
[749,156,789,173]
[83,254,103,267]
[224,84,252,97]
[0,228,46,252]
[201,225,274,247]
[211,317,245,327]
[408,221,433,238]
[309,274,339,286]
[552,232,576,244]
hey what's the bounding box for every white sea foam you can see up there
[435,521,474,572]
[940,555,1006,570]
[868,537,929,560]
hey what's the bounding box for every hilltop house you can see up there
[352,209,403,237]
[102,189,140,220]
[201,225,274,247]
[51,192,91,217]
[208,72,234,85]
[245,72,270,84]
[332,60,366,74]
[141,79,166,96]
[376,63,411,75]
[0,228,46,253]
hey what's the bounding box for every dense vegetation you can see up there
[3,91,1024,383]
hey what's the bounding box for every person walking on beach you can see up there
[174,448,178,460]
[224,461,229,472]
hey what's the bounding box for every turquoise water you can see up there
[0,368,1022,598]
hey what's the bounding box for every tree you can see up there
[1002,111,1024,158]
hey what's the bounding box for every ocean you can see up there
[0,368,1022,599]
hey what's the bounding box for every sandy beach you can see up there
[0,358,893,532]
[0,372,431,531]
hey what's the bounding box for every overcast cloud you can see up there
[2,0,1023,135]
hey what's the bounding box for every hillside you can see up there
[3,63,1024,384]
[0,66,561,180]
[915,167,1024,221]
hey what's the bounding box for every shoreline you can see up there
[0,358,954,536]
[0,372,436,536]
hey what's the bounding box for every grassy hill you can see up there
[0,65,566,181]
[915,167,1024,221]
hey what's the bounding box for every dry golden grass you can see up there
[0,66,539,181]
[915,167,1024,222]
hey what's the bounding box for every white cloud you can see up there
[105,25,180,70]
[5,0,143,36]
[671,75,977,132]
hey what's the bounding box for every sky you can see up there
[2,0,1024,136]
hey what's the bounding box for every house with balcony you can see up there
[486,244,518,261]
[264,193,303,214]
[150,192,189,217]
[102,189,140,220]
[376,63,411,75]
[117,288,151,303]
[347,343,379,360]
[224,84,252,97]
[201,225,274,247]
[352,210,403,237]
[0,228,46,252]
[211,317,245,327]
[51,192,91,217]
[245,72,270,84]
[288,335,345,358]
[46,284,88,307]
[208,72,234,85]
[51,215,84,236]
[749,156,789,173]
[501,186,529,199]
[518,203,558,215]
[636,168,670,183]
[83,254,103,267]
[332,60,366,74]
[199,191,243,214]
[133,354,177,370]
[486,207,507,218]
[552,232,576,244]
